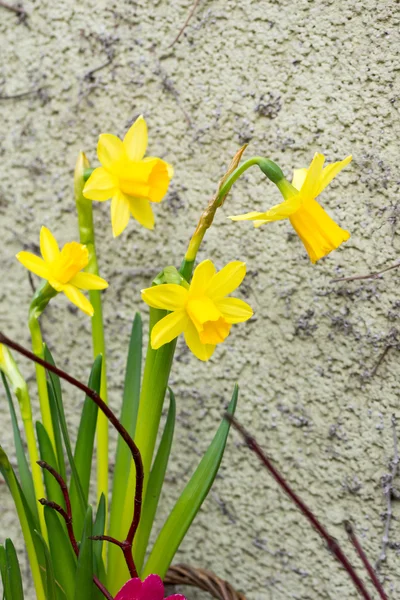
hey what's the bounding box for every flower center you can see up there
[186,297,231,345]
[50,242,89,284]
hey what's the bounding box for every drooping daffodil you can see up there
[141,259,253,361]
[16,226,108,316]
[83,115,173,237]
[115,575,185,600]
[230,153,352,263]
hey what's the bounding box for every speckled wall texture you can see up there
[1,0,400,598]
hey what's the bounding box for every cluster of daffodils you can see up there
[16,115,352,361]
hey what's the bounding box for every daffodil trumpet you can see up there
[230,153,352,264]
[75,152,109,514]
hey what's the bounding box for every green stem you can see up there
[75,153,109,521]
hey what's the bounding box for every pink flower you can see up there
[115,575,186,600]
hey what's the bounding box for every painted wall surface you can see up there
[1,0,400,598]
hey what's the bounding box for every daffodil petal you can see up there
[16,252,49,279]
[83,167,118,201]
[147,159,171,203]
[111,191,131,237]
[206,261,246,300]
[258,196,303,222]
[215,297,253,324]
[253,220,268,228]
[97,134,125,170]
[189,260,216,297]
[63,284,94,316]
[48,278,64,292]
[129,197,155,229]
[40,226,60,263]
[229,211,267,222]
[151,309,188,349]
[184,320,216,361]
[70,272,108,290]
[300,153,325,199]
[141,284,188,311]
[123,115,148,161]
[166,163,174,178]
[291,168,307,191]
[316,155,352,196]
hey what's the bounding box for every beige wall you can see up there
[1,0,400,597]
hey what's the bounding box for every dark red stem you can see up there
[345,521,388,600]
[225,414,373,600]
[0,331,142,578]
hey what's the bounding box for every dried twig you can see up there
[0,87,46,101]
[369,346,392,378]
[165,564,246,599]
[345,521,388,600]
[376,414,399,570]
[84,58,114,82]
[0,331,143,580]
[226,414,372,600]
[332,262,400,283]
[168,0,201,48]
[0,0,27,20]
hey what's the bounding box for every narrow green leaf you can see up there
[92,494,106,580]
[34,530,61,600]
[108,313,142,574]
[74,507,94,600]
[5,539,24,600]
[0,544,12,600]
[134,388,175,572]
[44,347,66,481]
[143,384,239,578]
[70,356,101,539]
[44,347,86,531]
[0,448,46,598]
[36,422,65,509]
[44,506,77,600]
[1,373,38,527]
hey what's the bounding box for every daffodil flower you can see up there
[115,575,185,600]
[230,153,352,263]
[16,226,108,316]
[141,259,253,361]
[82,115,173,237]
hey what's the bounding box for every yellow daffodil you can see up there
[230,153,352,263]
[141,260,253,361]
[82,115,173,237]
[16,227,108,316]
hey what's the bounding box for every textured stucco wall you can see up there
[1,0,400,598]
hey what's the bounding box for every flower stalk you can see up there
[74,152,110,512]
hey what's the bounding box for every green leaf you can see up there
[143,384,239,578]
[134,387,176,573]
[0,544,12,600]
[108,314,142,573]
[74,507,94,600]
[1,373,38,527]
[36,422,65,509]
[34,530,61,600]
[44,347,86,532]
[44,506,77,600]
[4,539,24,600]
[70,355,101,538]
[92,494,106,581]
[44,347,66,481]
[0,448,46,598]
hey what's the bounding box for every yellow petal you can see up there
[301,153,325,199]
[83,167,118,201]
[316,155,352,197]
[207,261,246,300]
[289,198,350,263]
[111,191,131,237]
[215,297,253,323]
[70,272,108,290]
[63,284,94,316]
[97,134,125,170]
[48,278,64,292]
[151,309,188,349]
[189,260,216,298]
[141,284,188,311]
[40,226,60,263]
[16,252,49,280]
[123,115,148,161]
[184,320,216,361]
[186,297,221,331]
[146,159,171,203]
[292,168,308,191]
[129,197,155,229]
[253,220,269,228]
[229,211,267,222]
[166,163,174,178]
